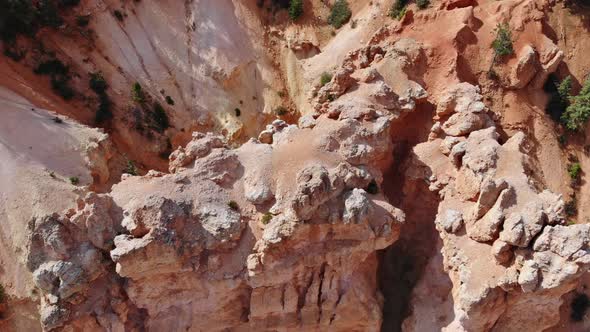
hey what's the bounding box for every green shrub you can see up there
[35,59,69,76]
[289,0,303,20]
[124,160,138,175]
[562,77,590,131]
[89,72,107,94]
[37,0,62,28]
[328,0,352,28]
[416,0,430,9]
[320,72,332,87]
[228,200,239,211]
[565,198,578,217]
[165,95,175,105]
[0,0,36,41]
[95,92,112,124]
[492,23,513,57]
[234,108,241,117]
[76,15,90,27]
[274,106,288,116]
[69,176,79,185]
[51,76,74,100]
[0,284,5,303]
[131,82,145,103]
[261,212,273,225]
[366,180,379,194]
[152,103,170,132]
[545,75,572,122]
[568,162,582,185]
[113,10,124,22]
[571,293,590,322]
[389,0,409,19]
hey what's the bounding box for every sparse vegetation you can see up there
[35,59,74,99]
[165,95,175,105]
[53,116,63,124]
[76,15,90,27]
[565,197,578,217]
[124,160,138,175]
[274,106,288,116]
[152,103,170,132]
[320,72,332,87]
[288,0,303,20]
[50,75,74,99]
[366,180,379,194]
[568,162,582,186]
[69,176,79,185]
[492,23,514,58]
[131,82,145,103]
[0,284,5,303]
[113,10,124,22]
[571,293,590,322]
[261,212,273,225]
[228,200,239,211]
[89,72,107,94]
[389,0,409,19]
[328,0,352,29]
[234,108,241,117]
[545,75,572,122]
[562,77,590,131]
[416,0,430,9]
[350,19,357,29]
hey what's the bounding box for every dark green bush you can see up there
[51,76,74,100]
[571,293,590,322]
[37,0,62,28]
[0,0,36,41]
[261,212,273,224]
[234,108,241,117]
[562,77,590,131]
[0,284,5,303]
[89,72,107,94]
[390,0,409,19]
[228,200,239,211]
[366,180,379,194]
[69,176,79,185]
[568,162,582,186]
[416,0,430,9]
[152,103,170,132]
[320,72,332,87]
[113,10,124,22]
[131,82,145,103]
[328,0,352,28]
[124,160,138,175]
[545,75,572,122]
[492,23,513,57]
[274,106,288,116]
[35,59,68,76]
[289,0,303,20]
[165,95,174,105]
[76,15,90,27]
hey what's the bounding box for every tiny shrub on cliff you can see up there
[389,0,409,19]
[328,0,352,29]
[113,10,124,22]
[545,75,572,122]
[568,162,582,186]
[165,95,175,105]
[571,293,590,322]
[565,197,578,217]
[320,72,332,87]
[124,160,138,176]
[366,180,379,194]
[492,23,514,57]
[69,176,79,185]
[50,76,74,100]
[289,0,303,20]
[261,212,273,225]
[416,0,430,9]
[131,82,145,103]
[152,103,170,132]
[89,72,107,94]
[0,284,5,303]
[228,200,239,211]
[562,77,590,131]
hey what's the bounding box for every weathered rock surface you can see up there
[403,83,588,332]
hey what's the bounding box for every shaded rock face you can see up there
[402,83,589,332]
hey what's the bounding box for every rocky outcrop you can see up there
[9,104,404,330]
[403,83,588,332]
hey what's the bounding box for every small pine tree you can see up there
[562,77,590,131]
[492,23,514,57]
[289,0,304,20]
[131,82,145,103]
[328,0,352,29]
